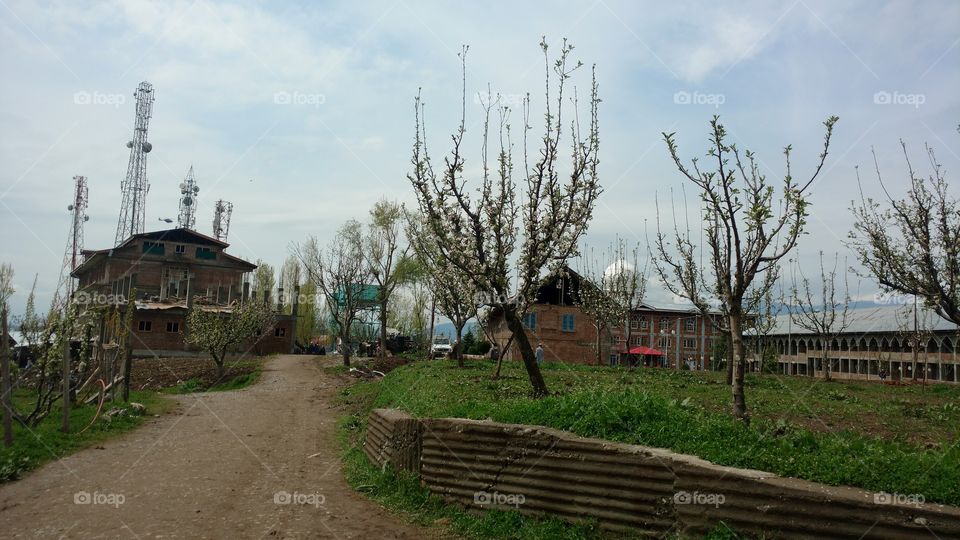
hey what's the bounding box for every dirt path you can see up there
[0,355,429,539]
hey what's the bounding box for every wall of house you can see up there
[493,305,607,365]
[130,311,296,357]
[365,408,960,538]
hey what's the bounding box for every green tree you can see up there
[253,260,275,305]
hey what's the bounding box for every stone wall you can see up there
[365,408,960,538]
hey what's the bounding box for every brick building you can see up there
[490,268,725,368]
[71,227,296,356]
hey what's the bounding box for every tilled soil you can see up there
[0,355,430,539]
[129,356,261,391]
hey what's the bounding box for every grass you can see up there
[339,359,960,507]
[0,389,174,482]
[163,365,263,394]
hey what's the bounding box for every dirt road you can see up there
[0,355,428,539]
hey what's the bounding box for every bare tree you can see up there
[408,39,601,397]
[364,200,411,358]
[573,250,620,366]
[406,212,476,366]
[654,115,838,421]
[850,142,960,327]
[253,259,276,305]
[604,238,647,364]
[789,252,854,381]
[297,222,372,366]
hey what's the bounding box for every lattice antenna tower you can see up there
[53,175,90,310]
[212,199,233,242]
[114,81,154,246]
[177,165,199,229]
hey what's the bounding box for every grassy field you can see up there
[0,389,174,482]
[340,359,960,507]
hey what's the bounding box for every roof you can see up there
[72,227,256,277]
[119,227,228,249]
[760,304,959,337]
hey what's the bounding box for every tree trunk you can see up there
[379,300,389,359]
[2,308,13,447]
[62,334,71,432]
[728,314,749,423]
[493,334,513,379]
[454,323,465,368]
[504,310,548,397]
[121,338,132,402]
[214,353,225,380]
[595,325,603,366]
[340,327,351,367]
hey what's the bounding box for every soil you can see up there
[0,355,431,539]
[129,356,261,391]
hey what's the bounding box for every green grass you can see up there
[340,359,960,507]
[163,366,262,394]
[1,389,174,482]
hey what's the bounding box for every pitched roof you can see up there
[761,304,959,337]
[118,227,228,248]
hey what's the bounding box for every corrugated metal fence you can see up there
[364,409,960,538]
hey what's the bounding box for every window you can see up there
[608,354,619,367]
[615,336,625,344]
[175,244,186,254]
[166,322,180,333]
[629,318,639,330]
[275,327,286,337]
[657,337,669,349]
[561,313,575,332]
[660,317,670,330]
[138,320,152,332]
[195,247,217,260]
[685,318,696,332]
[631,336,643,346]
[683,338,697,349]
[639,316,648,329]
[142,241,165,255]
[523,312,537,330]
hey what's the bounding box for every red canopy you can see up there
[627,346,664,356]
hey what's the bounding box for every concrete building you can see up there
[752,305,959,383]
[71,227,296,356]
[490,268,725,368]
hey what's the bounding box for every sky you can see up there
[1,0,958,316]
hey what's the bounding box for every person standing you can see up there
[535,343,545,366]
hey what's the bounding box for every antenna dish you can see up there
[126,141,133,148]
[142,142,152,153]
[68,204,74,211]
